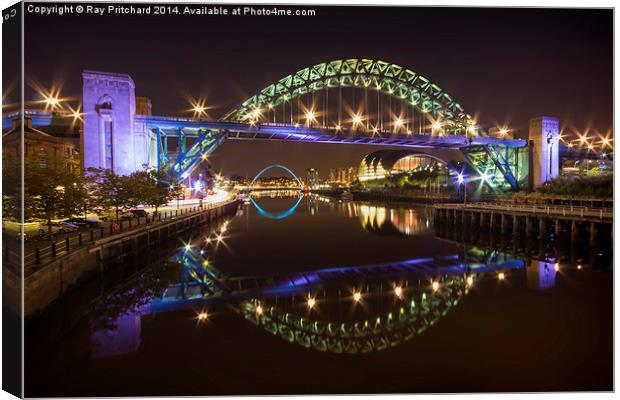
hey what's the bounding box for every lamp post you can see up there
[457,172,467,205]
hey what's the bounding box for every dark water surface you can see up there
[25,193,613,396]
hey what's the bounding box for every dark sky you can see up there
[22,4,613,177]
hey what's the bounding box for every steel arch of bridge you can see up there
[222,58,479,136]
[249,164,304,189]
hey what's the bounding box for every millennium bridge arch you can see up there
[249,164,304,190]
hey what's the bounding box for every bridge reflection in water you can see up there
[90,231,527,357]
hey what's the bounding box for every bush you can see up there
[537,174,613,197]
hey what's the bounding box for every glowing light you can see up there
[202,259,209,267]
[577,264,582,270]
[353,292,362,302]
[372,126,379,134]
[193,105,206,114]
[567,142,574,148]
[432,120,442,131]
[498,272,505,280]
[46,96,60,107]
[394,286,403,298]
[352,114,363,126]
[499,128,509,136]
[467,124,476,134]
[394,117,404,128]
[466,276,474,286]
[599,136,612,148]
[216,234,223,242]
[184,243,192,251]
[305,110,316,124]
[197,312,208,321]
[588,143,595,151]
[457,172,465,184]
[432,281,439,291]
[554,263,560,272]
[256,305,263,315]
[307,296,316,309]
[578,133,590,144]
[335,124,342,131]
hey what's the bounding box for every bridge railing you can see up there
[5,197,238,272]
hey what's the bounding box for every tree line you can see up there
[3,156,184,231]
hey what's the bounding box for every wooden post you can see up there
[525,217,534,237]
[571,221,579,242]
[539,218,547,238]
[589,222,597,247]
[512,215,519,236]
[501,214,508,235]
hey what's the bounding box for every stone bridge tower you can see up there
[82,70,146,175]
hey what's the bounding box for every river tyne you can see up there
[25,192,612,396]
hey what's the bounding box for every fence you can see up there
[3,197,237,270]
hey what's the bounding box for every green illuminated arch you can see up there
[240,276,465,353]
[222,58,481,136]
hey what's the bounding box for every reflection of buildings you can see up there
[357,149,449,188]
[306,168,319,188]
[355,203,431,236]
[328,166,358,186]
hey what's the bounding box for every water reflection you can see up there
[249,190,305,220]
[87,194,611,360]
[310,195,433,236]
[90,238,526,357]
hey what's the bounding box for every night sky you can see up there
[20,4,613,177]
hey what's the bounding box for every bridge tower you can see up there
[82,70,147,175]
[528,116,560,188]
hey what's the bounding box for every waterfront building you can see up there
[357,149,448,188]
[306,168,319,189]
[2,115,80,173]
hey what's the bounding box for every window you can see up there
[104,121,113,169]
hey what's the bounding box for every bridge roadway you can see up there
[141,252,524,315]
[139,115,527,149]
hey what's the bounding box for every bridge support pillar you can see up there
[490,212,496,231]
[529,116,560,189]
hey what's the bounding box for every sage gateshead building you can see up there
[357,149,455,188]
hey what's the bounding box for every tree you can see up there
[25,163,85,233]
[87,168,136,222]
[143,168,182,214]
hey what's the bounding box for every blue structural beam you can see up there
[482,145,519,190]
[140,115,527,149]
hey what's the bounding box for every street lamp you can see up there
[457,172,467,205]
